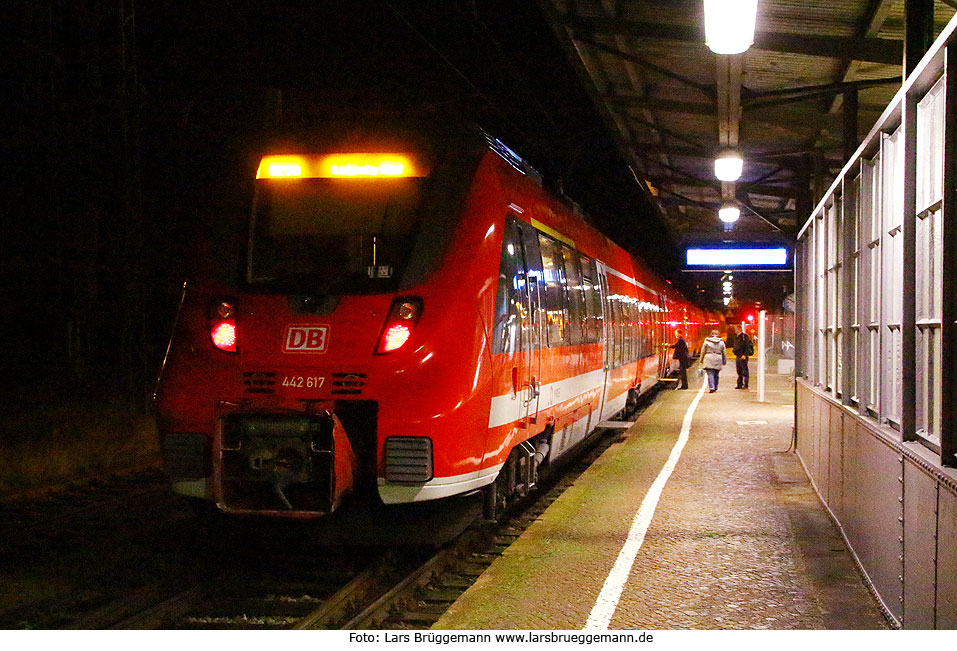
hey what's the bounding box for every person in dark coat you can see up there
[733,330,755,389]
[670,329,690,389]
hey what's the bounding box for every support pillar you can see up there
[905,0,935,78]
[795,154,813,219]
[901,92,917,441]
[942,46,957,465]
[843,85,859,164]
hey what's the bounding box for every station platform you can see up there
[435,365,889,630]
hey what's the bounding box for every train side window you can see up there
[647,304,656,357]
[580,256,602,344]
[616,298,626,367]
[561,246,585,346]
[608,296,623,368]
[538,234,568,347]
[519,226,545,352]
[625,301,637,362]
[642,306,650,359]
[604,294,615,367]
[637,302,648,359]
[492,218,527,355]
[619,299,629,364]
[657,300,667,355]
[598,271,612,367]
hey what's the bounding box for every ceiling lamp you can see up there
[719,205,741,223]
[714,150,744,181]
[704,0,758,55]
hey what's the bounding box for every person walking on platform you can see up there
[733,329,754,389]
[702,329,726,393]
[669,329,690,389]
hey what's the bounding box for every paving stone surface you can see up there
[435,368,888,630]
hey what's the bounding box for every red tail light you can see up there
[209,299,238,353]
[382,323,412,351]
[376,298,422,354]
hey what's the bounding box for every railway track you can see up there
[82,411,637,630]
[348,478,588,629]
[348,390,658,630]
[3,390,658,630]
[111,548,418,630]
[94,513,527,630]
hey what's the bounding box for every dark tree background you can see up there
[1,0,680,412]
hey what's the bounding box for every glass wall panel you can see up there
[916,77,945,443]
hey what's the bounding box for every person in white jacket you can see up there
[701,329,727,393]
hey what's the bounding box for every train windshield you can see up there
[247,175,428,293]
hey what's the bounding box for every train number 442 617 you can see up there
[281,376,325,388]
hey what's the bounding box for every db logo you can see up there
[283,325,329,353]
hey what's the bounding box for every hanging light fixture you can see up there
[714,150,744,181]
[704,0,758,55]
[718,204,741,223]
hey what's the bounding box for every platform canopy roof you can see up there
[539,0,957,242]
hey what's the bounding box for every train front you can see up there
[154,137,483,520]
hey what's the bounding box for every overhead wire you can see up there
[383,0,612,179]
[379,0,528,140]
[455,1,561,135]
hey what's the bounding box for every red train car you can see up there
[154,123,714,523]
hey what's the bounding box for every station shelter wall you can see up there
[794,14,957,629]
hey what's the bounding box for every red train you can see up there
[154,124,715,525]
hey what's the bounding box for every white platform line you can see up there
[584,378,707,630]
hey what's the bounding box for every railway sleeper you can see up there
[420,587,464,602]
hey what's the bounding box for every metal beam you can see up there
[716,54,742,149]
[651,188,733,232]
[572,35,716,98]
[627,139,841,163]
[742,77,900,108]
[735,194,784,233]
[535,0,672,227]
[829,0,898,114]
[603,94,716,116]
[599,0,679,216]
[746,165,792,187]
[749,148,842,166]
[610,93,845,134]
[639,158,721,189]
[562,15,904,65]
[736,183,797,200]
[625,117,716,151]
[628,142,712,158]
[642,166,797,199]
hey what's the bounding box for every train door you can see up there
[518,225,543,426]
[597,263,612,419]
[657,295,670,379]
[493,217,532,429]
[494,216,543,429]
